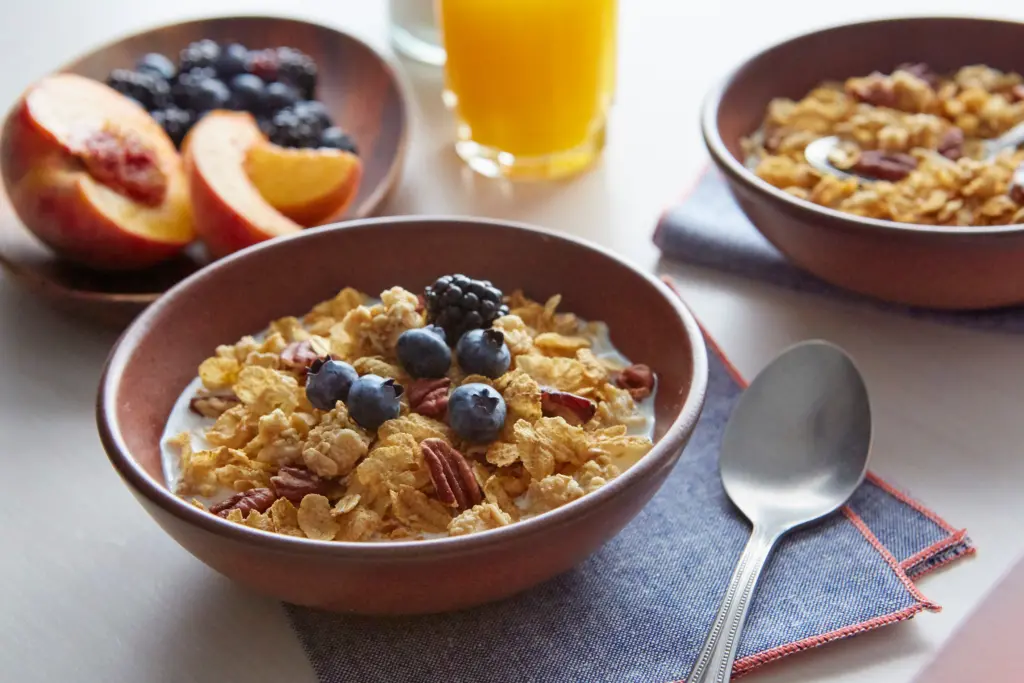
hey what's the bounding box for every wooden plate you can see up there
[0,15,409,327]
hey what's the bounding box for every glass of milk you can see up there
[388,0,445,66]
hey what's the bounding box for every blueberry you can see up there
[305,358,358,411]
[136,53,176,81]
[171,67,216,109]
[319,127,358,154]
[456,329,511,379]
[347,374,404,430]
[265,81,299,112]
[229,73,266,111]
[396,325,451,378]
[448,383,506,443]
[216,43,249,79]
[193,78,231,112]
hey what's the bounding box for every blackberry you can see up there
[246,48,279,82]
[276,47,317,98]
[150,106,193,147]
[106,69,172,110]
[319,127,358,154]
[171,67,215,109]
[172,68,229,112]
[424,275,508,344]
[179,39,221,72]
[267,107,319,148]
[136,53,177,82]
[293,100,332,129]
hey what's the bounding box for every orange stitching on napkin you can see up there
[901,529,974,574]
[841,507,938,610]
[865,471,957,534]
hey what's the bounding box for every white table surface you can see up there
[2,1,1023,682]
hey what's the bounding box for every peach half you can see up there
[0,74,193,270]
[183,111,362,259]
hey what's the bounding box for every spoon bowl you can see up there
[689,340,872,683]
[720,340,871,530]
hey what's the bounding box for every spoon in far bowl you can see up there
[805,120,1024,182]
[687,341,872,683]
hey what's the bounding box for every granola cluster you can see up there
[743,63,1024,226]
[168,285,655,541]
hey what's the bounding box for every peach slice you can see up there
[246,142,362,227]
[183,111,362,258]
[0,74,193,270]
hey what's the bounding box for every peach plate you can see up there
[96,217,709,615]
[0,15,408,327]
[703,17,1024,310]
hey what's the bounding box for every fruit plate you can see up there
[0,15,409,327]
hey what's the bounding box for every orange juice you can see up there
[439,0,617,179]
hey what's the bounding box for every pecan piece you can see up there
[280,340,320,376]
[270,466,326,503]
[1010,84,1024,103]
[210,487,277,518]
[937,127,964,161]
[1010,162,1024,205]
[540,388,596,426]
[894,62,940,89]
[407,377,451,419]
[615,364,656,401]
[851,150,918,182]
[421,438,482,511]
[189,392,240,419]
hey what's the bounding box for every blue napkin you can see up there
[654,168,1024,334]
[285,339,972,683]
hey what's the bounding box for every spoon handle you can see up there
[688,525,781,683]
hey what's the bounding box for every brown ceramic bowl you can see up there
[0,15,408,327]
[703,17,1024,310]
[97,217,708,614]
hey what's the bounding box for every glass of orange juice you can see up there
[438,0,617,180]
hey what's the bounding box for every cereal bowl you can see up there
[703,17,1024,310]
[97,217,707,614]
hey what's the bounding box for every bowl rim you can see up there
[97,216,710,560]
[701,14,1024,238]
[0,12,412,307]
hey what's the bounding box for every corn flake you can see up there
[297,494,340,540]
[449,503,513,537]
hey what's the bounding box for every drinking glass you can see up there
[388,0,445,66]
[438,0,617,180]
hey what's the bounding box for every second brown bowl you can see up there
[97,217,708,614]
[703,17,1024,310]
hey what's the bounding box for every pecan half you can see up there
[937,127,964,161]
[408,377,451,419]
[541,388,596,426]
[189,392,240,419]
[851,150,918,182]
[421,438,482,511]
[270,466,326,502]
[847,77,897,109]
[210,487,277,518]
[1010,162,1024,205]
[615,364,656,401]
[280,340,321,376]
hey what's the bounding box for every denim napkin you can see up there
[285,335,973,683]
[653,168,1024,334]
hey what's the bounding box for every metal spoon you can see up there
[688,340,872,683]
[805,120,1024,182]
